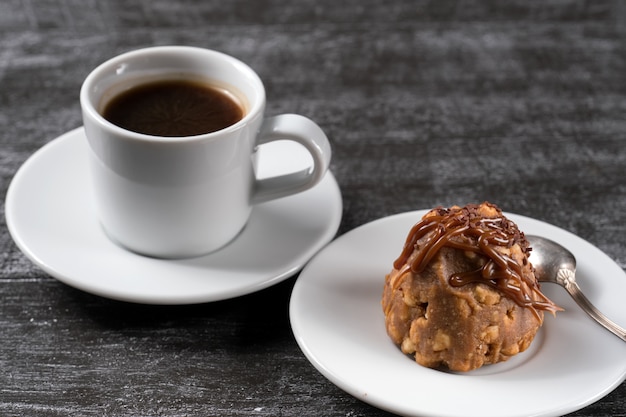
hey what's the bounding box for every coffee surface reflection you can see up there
[102,79,244,137]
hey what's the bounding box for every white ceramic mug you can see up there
[80,46,331,258]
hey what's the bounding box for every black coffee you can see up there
[102,79,245,137]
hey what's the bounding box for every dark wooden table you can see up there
[1,1,625,415]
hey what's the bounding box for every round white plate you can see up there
[5,127,342,304]
[290,210,626,417]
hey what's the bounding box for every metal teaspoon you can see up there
[527,235,626,342]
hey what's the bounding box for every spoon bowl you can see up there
[527,235,626,342]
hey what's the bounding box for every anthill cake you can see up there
[382,202,561,372]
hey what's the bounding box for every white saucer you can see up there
[290,210,626,417]
[5,127,342,304]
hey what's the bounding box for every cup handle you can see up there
[251,114,331,204]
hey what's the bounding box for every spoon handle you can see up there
[564,277,626,342]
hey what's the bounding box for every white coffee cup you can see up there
[80,46,331,258]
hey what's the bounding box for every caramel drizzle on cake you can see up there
[393,203,561,319]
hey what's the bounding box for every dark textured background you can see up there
[1,0,625,416]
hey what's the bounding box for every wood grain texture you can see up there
[1,0,625,415]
